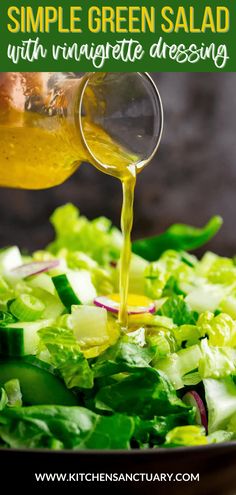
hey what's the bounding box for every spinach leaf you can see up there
[95,367,191,419]
[0,405,134,450]
[132,216,222,261]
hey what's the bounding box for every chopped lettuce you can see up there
[157,295,198,326]
[48,203,122,265]
[155,345,202,390]
[38,326,94,389]
[146,330,172,360]
[173,324,202,348]
[134,410,195,447]
[199,339,236,379]
[198,311,236,347]
[197,251,236,285]
[145,251,193,299]
[123,327,146,347]
[207,430,234,444]
[164,425,208,447]
[4,379,22,408]
[185,284,226,313]
[204,377,236,433]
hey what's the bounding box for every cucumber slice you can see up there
[0,327,23,357]
[0,319,53,357]
[0,358,77,406]
[52,270,97,309]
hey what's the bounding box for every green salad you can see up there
[0,204,235,450]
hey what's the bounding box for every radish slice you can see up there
[182,390,208,430]
[94,293,155,315]
[10,260,60,279]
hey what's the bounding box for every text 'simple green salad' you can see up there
[0,204,235,450]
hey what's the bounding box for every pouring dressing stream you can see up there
[0,72,163,329]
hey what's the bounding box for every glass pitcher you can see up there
[0,72,163,189]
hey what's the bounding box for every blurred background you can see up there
[0,72,236,256]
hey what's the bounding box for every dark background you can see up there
[0,72,236,256]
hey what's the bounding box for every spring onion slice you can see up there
[10,294,45,321]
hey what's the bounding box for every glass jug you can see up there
[0,72,163,189]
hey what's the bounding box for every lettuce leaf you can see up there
[134,409,195,447]
[164,425,208,447]
[157,295,198,326]
[207,430,234,444]
[38,326,94,389]
[132,216,222,261]
[173,324,202,348]
[48,203,122,265]
[4,379,22,407]
[197,311,236,347]
[199,339,236,379]
[197,251,236,285]
[185,285,226,313]
[204,377,236,433]
[145,251,193,299]
[0,405,134,449]
[155,345,202,390]
[123,327,146,347]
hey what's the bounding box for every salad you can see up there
[0,203,235,450]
